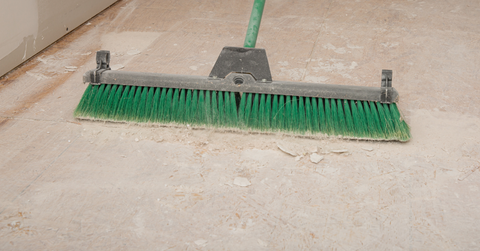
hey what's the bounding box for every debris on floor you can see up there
[234,177,251,187]
[111,64,125,70]
[277,142,297,156]
[310,153,324,164]
[276,140,318,157]
[362,147,374,151]
[194,239,208,247]
[65,66,77,72]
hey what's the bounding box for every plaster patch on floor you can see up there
[276,67,305,81]
[323,43,347,54]
[304,75,329,83]
[311,60,358,79]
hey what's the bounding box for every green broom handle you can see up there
[243,0,266,48]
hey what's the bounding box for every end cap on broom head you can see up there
[381,69,395,104]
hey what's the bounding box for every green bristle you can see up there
[103,85,118,118]
[183,89,192,123]
[374,102,387,136]
[362,101,374,137]
[336,99,347,136]
[271,95,279,130]
[124,86,138,121]
[189,90,198,125]
[224,91,232,127]
[343,100,355,137]
[264,94,272,129]
[82,84,99,116]
[246,93,254,128]
[186,89,194,124]
[114,85,131,121]
[298,96,306,134]
[350,100,364,138]
[135,87,149,122]
[238,93,247,128]
[110,85,124,119]
[291,96,298,133]
[356,101,370,138]
[149,87,163,123]
[153,88,165,122]
[177,89,186,123]
[376,102,395,139]
[179,89,187,123]
[217,91,225,127]
[162,88,173,122]
[229,92,238,128]
[285,96,292,132]
[370,101,385,139]
[277,95,285,131]
[384,104,402,140]
[170,88,180,122]
[305,97,313,133]
[384,104,400,139]
[169,88,179,121]
[150,87,161,122]
[90,84,106,118]
[330,99,339,135]
[278,95,286,131]
[324,98,334,135]
[364,101,383,139]
[115,86,128,120]
[205,91,212,125]
[74,84,93,117]
[389,103,411,141]
[127,86,142,121]
[223,92,232,127]
[211,91,219,127]
[250,93,260,129]
[94,84,111,118]
[311,98,320,133]
[318,98,326,133]
[222,92,229,127]
[259,94,266,130]
[143,87,154,123]
[196,90,205,125]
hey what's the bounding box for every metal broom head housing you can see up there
[75,49,410,141]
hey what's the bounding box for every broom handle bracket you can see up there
[91,50,111,84]
[209,46,272,82]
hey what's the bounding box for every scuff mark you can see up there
[22,41,28,60]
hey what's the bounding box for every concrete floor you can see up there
[1,0,480,250]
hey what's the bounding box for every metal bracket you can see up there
[209,46,272,82]
[90,50,111,84]
[381,69,393,103]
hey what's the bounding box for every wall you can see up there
[0,0,118,77]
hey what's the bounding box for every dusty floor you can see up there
[1,0,480,250]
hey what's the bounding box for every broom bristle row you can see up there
[74,84,411,141]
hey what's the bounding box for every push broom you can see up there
[74,0,410,141]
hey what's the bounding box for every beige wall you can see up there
[0,0,118,77]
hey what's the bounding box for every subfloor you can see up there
[1,0,479,250]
